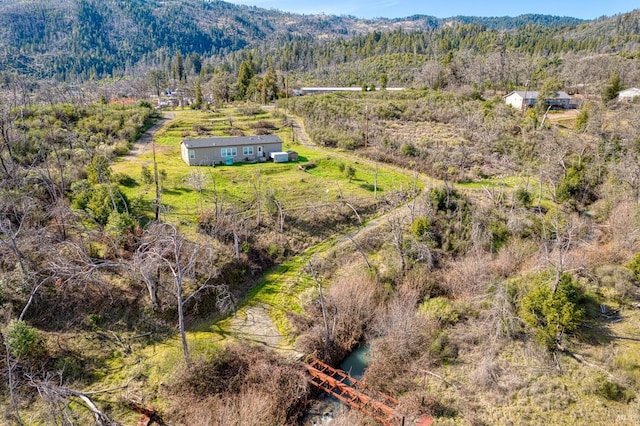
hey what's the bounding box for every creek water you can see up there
[303,344,371,425]
[339,344,371,380]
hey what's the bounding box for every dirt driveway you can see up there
[125,111,176,158]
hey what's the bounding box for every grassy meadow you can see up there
[111,107,420,227]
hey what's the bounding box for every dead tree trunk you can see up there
[3,334,24,426]
[309,261,332,357]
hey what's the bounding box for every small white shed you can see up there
[618,88,640,102]
[271,152,289,163]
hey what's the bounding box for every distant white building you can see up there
[504,91,571,110]
[618,88,640,102]
[299,87,404,94]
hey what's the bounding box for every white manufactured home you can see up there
[504,91,571,110]
[180,135,283,166]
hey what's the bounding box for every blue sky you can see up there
[224,0,636,20]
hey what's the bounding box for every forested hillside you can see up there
[0,0,600,81]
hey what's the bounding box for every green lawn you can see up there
[112,107,419,225]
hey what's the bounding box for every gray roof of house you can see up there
[182,134,283,149]
[509,91,571,100]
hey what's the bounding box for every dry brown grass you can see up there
[439,251,495,301]
[166,343,309,425]
[294,263,384,363]
[365,294,438,393]
[608,201,640,254]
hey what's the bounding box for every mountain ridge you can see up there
[0,0,635,81]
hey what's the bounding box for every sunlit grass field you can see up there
[111,107,419,225]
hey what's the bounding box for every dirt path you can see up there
[219,114,422,355]
[290,117,313,148]
[125,111,176,158]
[226,304,300,355]
[125,110,415,356]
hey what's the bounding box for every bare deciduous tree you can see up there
[0,103,18,180]
[135,223,233,366]
[27,373,123,426]
[387,215,407,272]
[186,169,207,214]
[541,204,589,293]
[0,213,28,279]
[250,168,263,227]
[265,186,286,234]
[2,333,24,426]
[18,238,123,320]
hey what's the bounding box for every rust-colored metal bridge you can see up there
[304,357,433,426]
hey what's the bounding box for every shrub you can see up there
[593,265,637,305]
[575,107,589,131]
[337,136,356,150]
[584,372,634,402]
[412,217,430,239]
[419,297,459,325]
[254,127,273,135]
[112,172,135,186]
[344,164,356,182]
[85,184,130,225]
[249,120,276,130]
[192,124,213,134]
[556,165,583,203]
[514,187,532,207]
[87,156,111,185]
[105,211,137,244]
[170,343,308,424]
[626,252,640,281]
[70,179,93,210]
[141,166,154,185]
[488,219,511,252]
[299,162,316,171]
[113,141,130,156]
[429,331,457,365]
[427,186,473,255]
[520,273,584,351]
[238,106,263,116]
[53,356,86,382]
[471,360,502,391]
[5,319,43,359]
[265,243,285,262]
[401,142,417,157]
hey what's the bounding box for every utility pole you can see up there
[285,73,288,113]
[374,161,378,200]
[364,104,369,149]
[152,140,160,221]
[522,80,530,116]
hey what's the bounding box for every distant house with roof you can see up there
[618,88,640,102]
[504,91,572,110]
[298,87,405,95]
[180,135,283,166]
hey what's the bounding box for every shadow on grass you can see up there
[359,183,384,193]
[163,187,190,195]
[575,295,625,346]
[213,157,310,169]
[119,178,140,188]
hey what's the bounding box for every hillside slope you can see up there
[0,0,592,80]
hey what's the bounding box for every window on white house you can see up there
[221,147,237,157]
[243,146,253,156]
